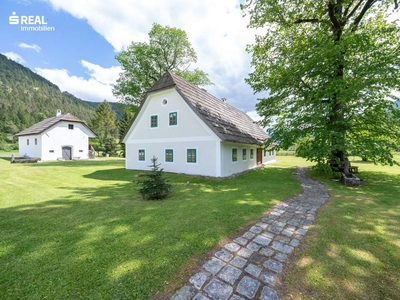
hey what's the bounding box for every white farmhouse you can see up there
[122,71,276,177]
[16,110,96,161]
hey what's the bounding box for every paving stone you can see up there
[260,271,277,285]
[281,229,294,237]
[263,259,283,273]
[193,293,210,300]
[171,285,195,300]
[203,258,225,275]
[215,249,234,262]
[261,217,274,223]
[230,256,247,268]
[256,222,269,229]
[290,238,300,247]
[268,225,283,234]
[218,265,242,285]
[245,263,262,277]
[296,228,308,235]
[275,236,290,243]
[274,252,288,262]
[249,226,262,234]
[272,221,285,227]
[259,247,274,257]
[261,231,275,239]
[190,271,212,290]
[246,242,261,252]
[250,253,264,264]
[229,295,245,300]
[242,231,255,239]
[260,286,279,300]
[224,243,241,253]
[236,276,260,299]
[271,241,294,254]
[234,237,248,246]
[204,279,233,300]
[253,235,272,246]
[237,247,253,258]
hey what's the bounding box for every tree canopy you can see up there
[242,0,400,168]
[113,23,212,106]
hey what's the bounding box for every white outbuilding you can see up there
[122,71,276,177]
[16,110,96,161]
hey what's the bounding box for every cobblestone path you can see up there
[171,167,330,300]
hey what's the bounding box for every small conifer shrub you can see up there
[136,156,172,200]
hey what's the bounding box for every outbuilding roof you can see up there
[144,71,268,144]
[16,113,96,137]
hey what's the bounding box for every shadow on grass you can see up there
[282,171,400,300]
[0,166,301,299]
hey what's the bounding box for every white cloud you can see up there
[36,61,120,102]
[44,0,260,112]
[18,43,42,52]
[2,52,25,64]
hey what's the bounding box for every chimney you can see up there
[221,98,227,103]
[56,109,61,117]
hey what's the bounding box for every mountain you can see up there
[0,53,123,137]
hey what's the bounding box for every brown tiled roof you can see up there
[148,71,268,144]
[16,113,96,137]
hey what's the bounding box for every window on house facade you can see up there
[165,149,173,162]
[187,149,197,163]
[79,150,83,153]
[169,112,177,126]
[27,139,29,146]
[34,138,37,145]
[138,149,145,161]
[150,115,158,128]
[68,124,74,130]
[269,150,274,156]
[232,148,237,162]
[264,149,267,156]
[250,149,254,159]
[49,150,54,153]
[243,149,247,160]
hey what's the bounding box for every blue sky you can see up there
[1,0,264,119]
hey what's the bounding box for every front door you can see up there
[257,148,263,165]
[62,146,72,160]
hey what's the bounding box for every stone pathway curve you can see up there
[171,167,330,300]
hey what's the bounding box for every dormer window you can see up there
[68,124,74,130]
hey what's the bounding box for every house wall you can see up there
[262,149,277,165]
[220,142,260,177]
[40,122,93,160]
[124,89,222,176]
[18,135,41,158]
[18,122,93,161]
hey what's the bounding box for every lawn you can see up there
[0,158,301,300]
[273,155,400,299]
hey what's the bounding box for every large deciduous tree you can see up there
[114,23,212,106]
[242,0,400,170]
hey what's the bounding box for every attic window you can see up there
[68,124,74,130]
[169,112,177,126]
[150,115,158,128]
[162,99,168,105]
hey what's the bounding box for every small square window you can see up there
[150,115,158,128]
[187,149,197,163]
[138,149,145,161]
[79,150,83,153]
[243,149,247,160]
[169,112,177,126]
[232,148,237,162]
[250,149,254,159]
[165,149,173,162]
[49,150,54,153]
[68,124,74,130]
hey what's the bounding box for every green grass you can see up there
[0,158,301,300]
[274,155,400,299]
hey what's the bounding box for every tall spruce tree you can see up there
[242,0,400,171]
[91,100,118,155]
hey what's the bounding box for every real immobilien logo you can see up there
[9,12,55,32]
